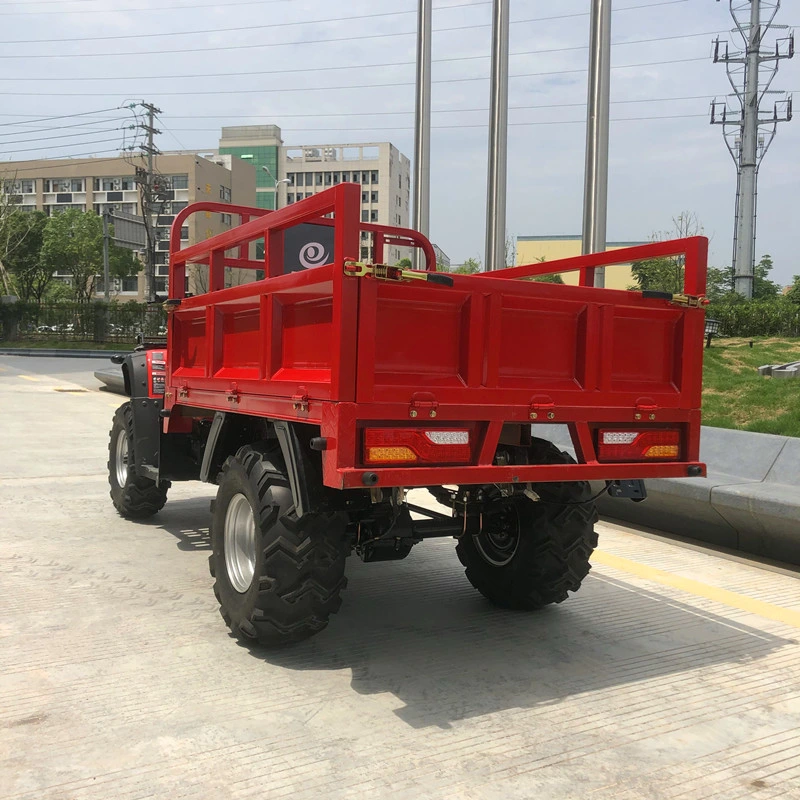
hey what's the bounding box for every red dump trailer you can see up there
[108,183,708,646]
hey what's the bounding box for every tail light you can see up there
[597,429,681,462]
[364,428,471,465]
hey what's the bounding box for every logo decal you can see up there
[299,242,329,269]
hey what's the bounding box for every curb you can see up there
[0,348,126,359]
[537,424,800,568]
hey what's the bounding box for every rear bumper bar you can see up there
[336,460,706,489]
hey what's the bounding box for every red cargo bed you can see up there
[165,184,707,490]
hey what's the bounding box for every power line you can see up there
[0,116,128,137]
[0,0,687,18]
[0,56,708,97]
[0,32,722,83]
[0,126,130,146]
[161,112,713,135]
[0,136,128,157]
[166,95,720,124]
[4,3,489,43]
[0,106,132,129]
[0,11,709,59]
[0,152,126,168]
[0,0,290,14]
[0,96,721,146]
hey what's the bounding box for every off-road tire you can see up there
[455,439,598,609]
[108,402,169,519]
[209,443,349,646]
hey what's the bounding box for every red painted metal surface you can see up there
[165,184,708,489]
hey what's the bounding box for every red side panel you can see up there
[356,275,702,411]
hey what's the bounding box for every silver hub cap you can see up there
[224,493,257,593]
[115,430,129,487]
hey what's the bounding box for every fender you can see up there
[199,412,323,517]
[121,349,166,479]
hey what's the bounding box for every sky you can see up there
[1,0,798,284]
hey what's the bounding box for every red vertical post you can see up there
[330,184,361,401]
[210,250,225,292]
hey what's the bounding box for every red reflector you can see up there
[597,429,681,462]
[364,428,471,465]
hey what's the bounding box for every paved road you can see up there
[1,356,799,800]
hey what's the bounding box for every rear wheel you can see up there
[455,439,598,609]
[108,402,169,519]
[209,443,349,646]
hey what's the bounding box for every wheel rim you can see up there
[115,429,129,487]
[473,502,521,566]
[224,493,257,593]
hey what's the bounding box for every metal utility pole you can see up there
[412,0,432,268]
[102,209,111,302]
[711,0,793,299]
[135,102,162,301]
[581,0,612,288]
[484,0,510,272]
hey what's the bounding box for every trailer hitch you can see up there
[344,260,454,287]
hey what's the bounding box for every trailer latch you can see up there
[226,384,240,404]
[178,382,189,400]
[641,291,708,308]
[344,260,454,287]
[292,393,309,413]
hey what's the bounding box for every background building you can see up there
[218,125,282,211]
[0,153,255,298]
[516,235,646,291]
[218,126,412,264]
[433,244,451,271]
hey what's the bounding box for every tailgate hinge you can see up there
[226,384,240,404]
[409,392,439,419]
[178,382,189,400]
[292,391,309,413]
[529,395,556,420]
[635,397,658,420]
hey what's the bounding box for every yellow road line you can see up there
[18,374,40,382]
[593,550,800,630]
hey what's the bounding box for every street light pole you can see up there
[581,0,612,287]
[485,0,510,272]
[413,0,432,259]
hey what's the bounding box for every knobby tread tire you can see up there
[209,443,349,646]
[455,438,599,610]
[108,402,169,519]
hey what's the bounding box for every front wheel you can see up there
[108,402,169,519]
[209,443,349,646]
[455,440,598,609]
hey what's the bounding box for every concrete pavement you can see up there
[1,356,799,800]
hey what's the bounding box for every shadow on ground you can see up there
[147,497,794,731]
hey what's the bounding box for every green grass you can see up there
[0,339,136,351]
[703,337,800,437]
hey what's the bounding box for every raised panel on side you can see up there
[171,310,207,377]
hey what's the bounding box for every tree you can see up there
[40,209,140,302]
[527,256,564,284]
[786,275,800,303]
[395,257,412,268]
[751,254,781,300]
[450,257,481,275]
[705,266,734,303]
[41,210,103,302]
[630,211,703,294]
[0,211,50,302]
